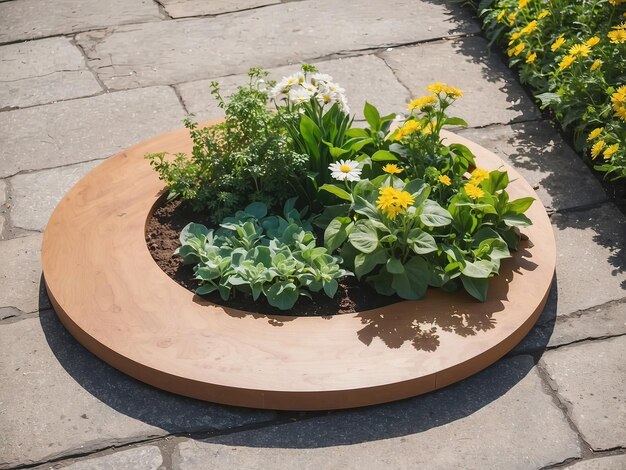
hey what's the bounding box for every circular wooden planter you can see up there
[42,122,556,411]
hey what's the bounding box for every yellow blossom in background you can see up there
[526,52,537,63]
[586,36,600,47]
[568,44,591,57]
[497,10,506,23]
[587,128,603,141]
[551,36,566,51]
[538,10,549,19]
[423,120,436,135]
[407,95,436,111]
[426,82,463,98]
[508,12,517,26]
[591,59,603,71]
[464,183,485,200]
[438,175,451,186]
[559,55,576,71]
[608,29,626,44]
[395,120,421,139]
[470,168,490,184]
[513,42,525,56]
[609,0,626,5]
[591,140,606,159]
[509,32,521,45]
[382,163,403,174]
[376,187,415,220]
[521,20,538,35]
[519,0,528,8]
[611,86,626,121]
[603,144,619,160]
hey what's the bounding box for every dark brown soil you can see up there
[145,199,398,316]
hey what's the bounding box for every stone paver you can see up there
[0,86,186,178]
[0,37,102,109]
[0,0,162,43]
[513,298,626,355]
[171,356,581,470]
[551,204,626,316]
[0,234,49,313]
[458,121,607,212]
[76,0,480,90]
[54,446,163,470]
[177,54,410,121]
[542,337,626,451]
[0,178,6,237]
[160,0,280,18]
[10,160,101,232]
[565,454,626,469]
[0,312,276,468]
[381,36,541,128]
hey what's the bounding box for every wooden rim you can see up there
[42,123,555,410]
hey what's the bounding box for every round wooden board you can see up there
[42,122,556,411]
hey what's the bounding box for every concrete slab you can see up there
[381,36,541,128]
[76,0,480,90]
[0,312,276,468]
[160,0,280,18]
[0,86,186,178]
[542,337,626,451]
[551,204,626,316]
[0,179,5,238]
[10,160,101,232]
[0,234,49,313]
[564,454,626,469]
[176,54,410,121]
[458,121,607,212]
[0,0,161,43]
[171,356,581,469]
[56,446,163,470]
[0,37,102,109]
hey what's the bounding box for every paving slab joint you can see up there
[376,54,413,100]
[170,85,190,115]
[70,35,109,93]
[536,359,595,458]
[0,307,47,325]
[152,0,173,20]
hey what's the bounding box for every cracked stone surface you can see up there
[551,204,626,316]
[176,54,410,121]
[0,234,49,313]
[171,356,581,469]
[0,37,102,109]
[0,178,6,238]
[0,312,276,469]
[0,0,162,43]
[10,160,101,232]
[381,36,541,128]
[160,0,280,18]
[541,337,626,451]
[0,86,186,178]
[57,446,163,470]
[76,0,480,90]
[458,121,607,212]
[565,454,626,469]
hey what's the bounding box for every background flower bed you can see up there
[468,0,626,181]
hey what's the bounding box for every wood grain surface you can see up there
[42,122,556,410]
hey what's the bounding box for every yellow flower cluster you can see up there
[426,82,463,98]
[464,183,484,200]
[551,36,566,52]
[376,187,415,220]
[470,168,490,184]
[382,163,403,175]
[608,23,626,44]
[395,120,421,139]
[611,85,626,121]
[588,127,620,161]
[407,95,436,111]
[438,175,451,186]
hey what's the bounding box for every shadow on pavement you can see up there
[39,275,557,446]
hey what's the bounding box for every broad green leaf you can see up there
[461,275,489,302]
[387,257,404,274]
[354,248,387,279]
[419,200,453,227]
[407,228,438,254]
[363,101,381,130]
[444,117,468,127]
[369,269,395,296]
[391,256,429,300]
[180,223,210,244]
[324,217,352,252]
[506,197,535,215]
[196,284,217,295]
[502,213,532,227]
[461,259,494,278]
[323,279,339,298]
[299,114,321,158]
[482,170,509,194]
[319,184,352,202]
[265,282,299,310]
[371,150,398,162]
[349,220,379,253]
[244,201,268,219]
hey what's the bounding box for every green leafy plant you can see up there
[176,200,351,310]
[146,68,308,222]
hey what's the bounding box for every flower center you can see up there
[340,164,352,173]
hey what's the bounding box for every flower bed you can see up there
[146,65,535,311]
[474,0,626,179]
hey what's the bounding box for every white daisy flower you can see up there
[329,160,361,182]
[301,81,317,94]
[311,73,334,85]
[288,87,314,105]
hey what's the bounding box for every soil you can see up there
[145,199,398,316]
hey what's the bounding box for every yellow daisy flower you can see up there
[497,10,506,23]
[608,29,626,44]
[508,12,517,26]
[559,55,576,71]
[526,52,537,63]
[591,140,606,159]
[513,42,526,56]
[382,163,403,175]
[470,168,490,184]
[551,36,566,52]
[395,120,422,139]
[538,10,549,19]
[375,187,415,220]
[521,20,538,35]
[591,59,603,71]
[587,128,603,141]
[395,191,415,209]
[603,144,619,160]
[569,44,591,57]
[407,95,436,111]
[519,0,528,7]
[438,175,451,186]
[465,183,485,200]
[611,86,626,121]
[586,36,601,47]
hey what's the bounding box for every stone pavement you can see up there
[0,0,624,468]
